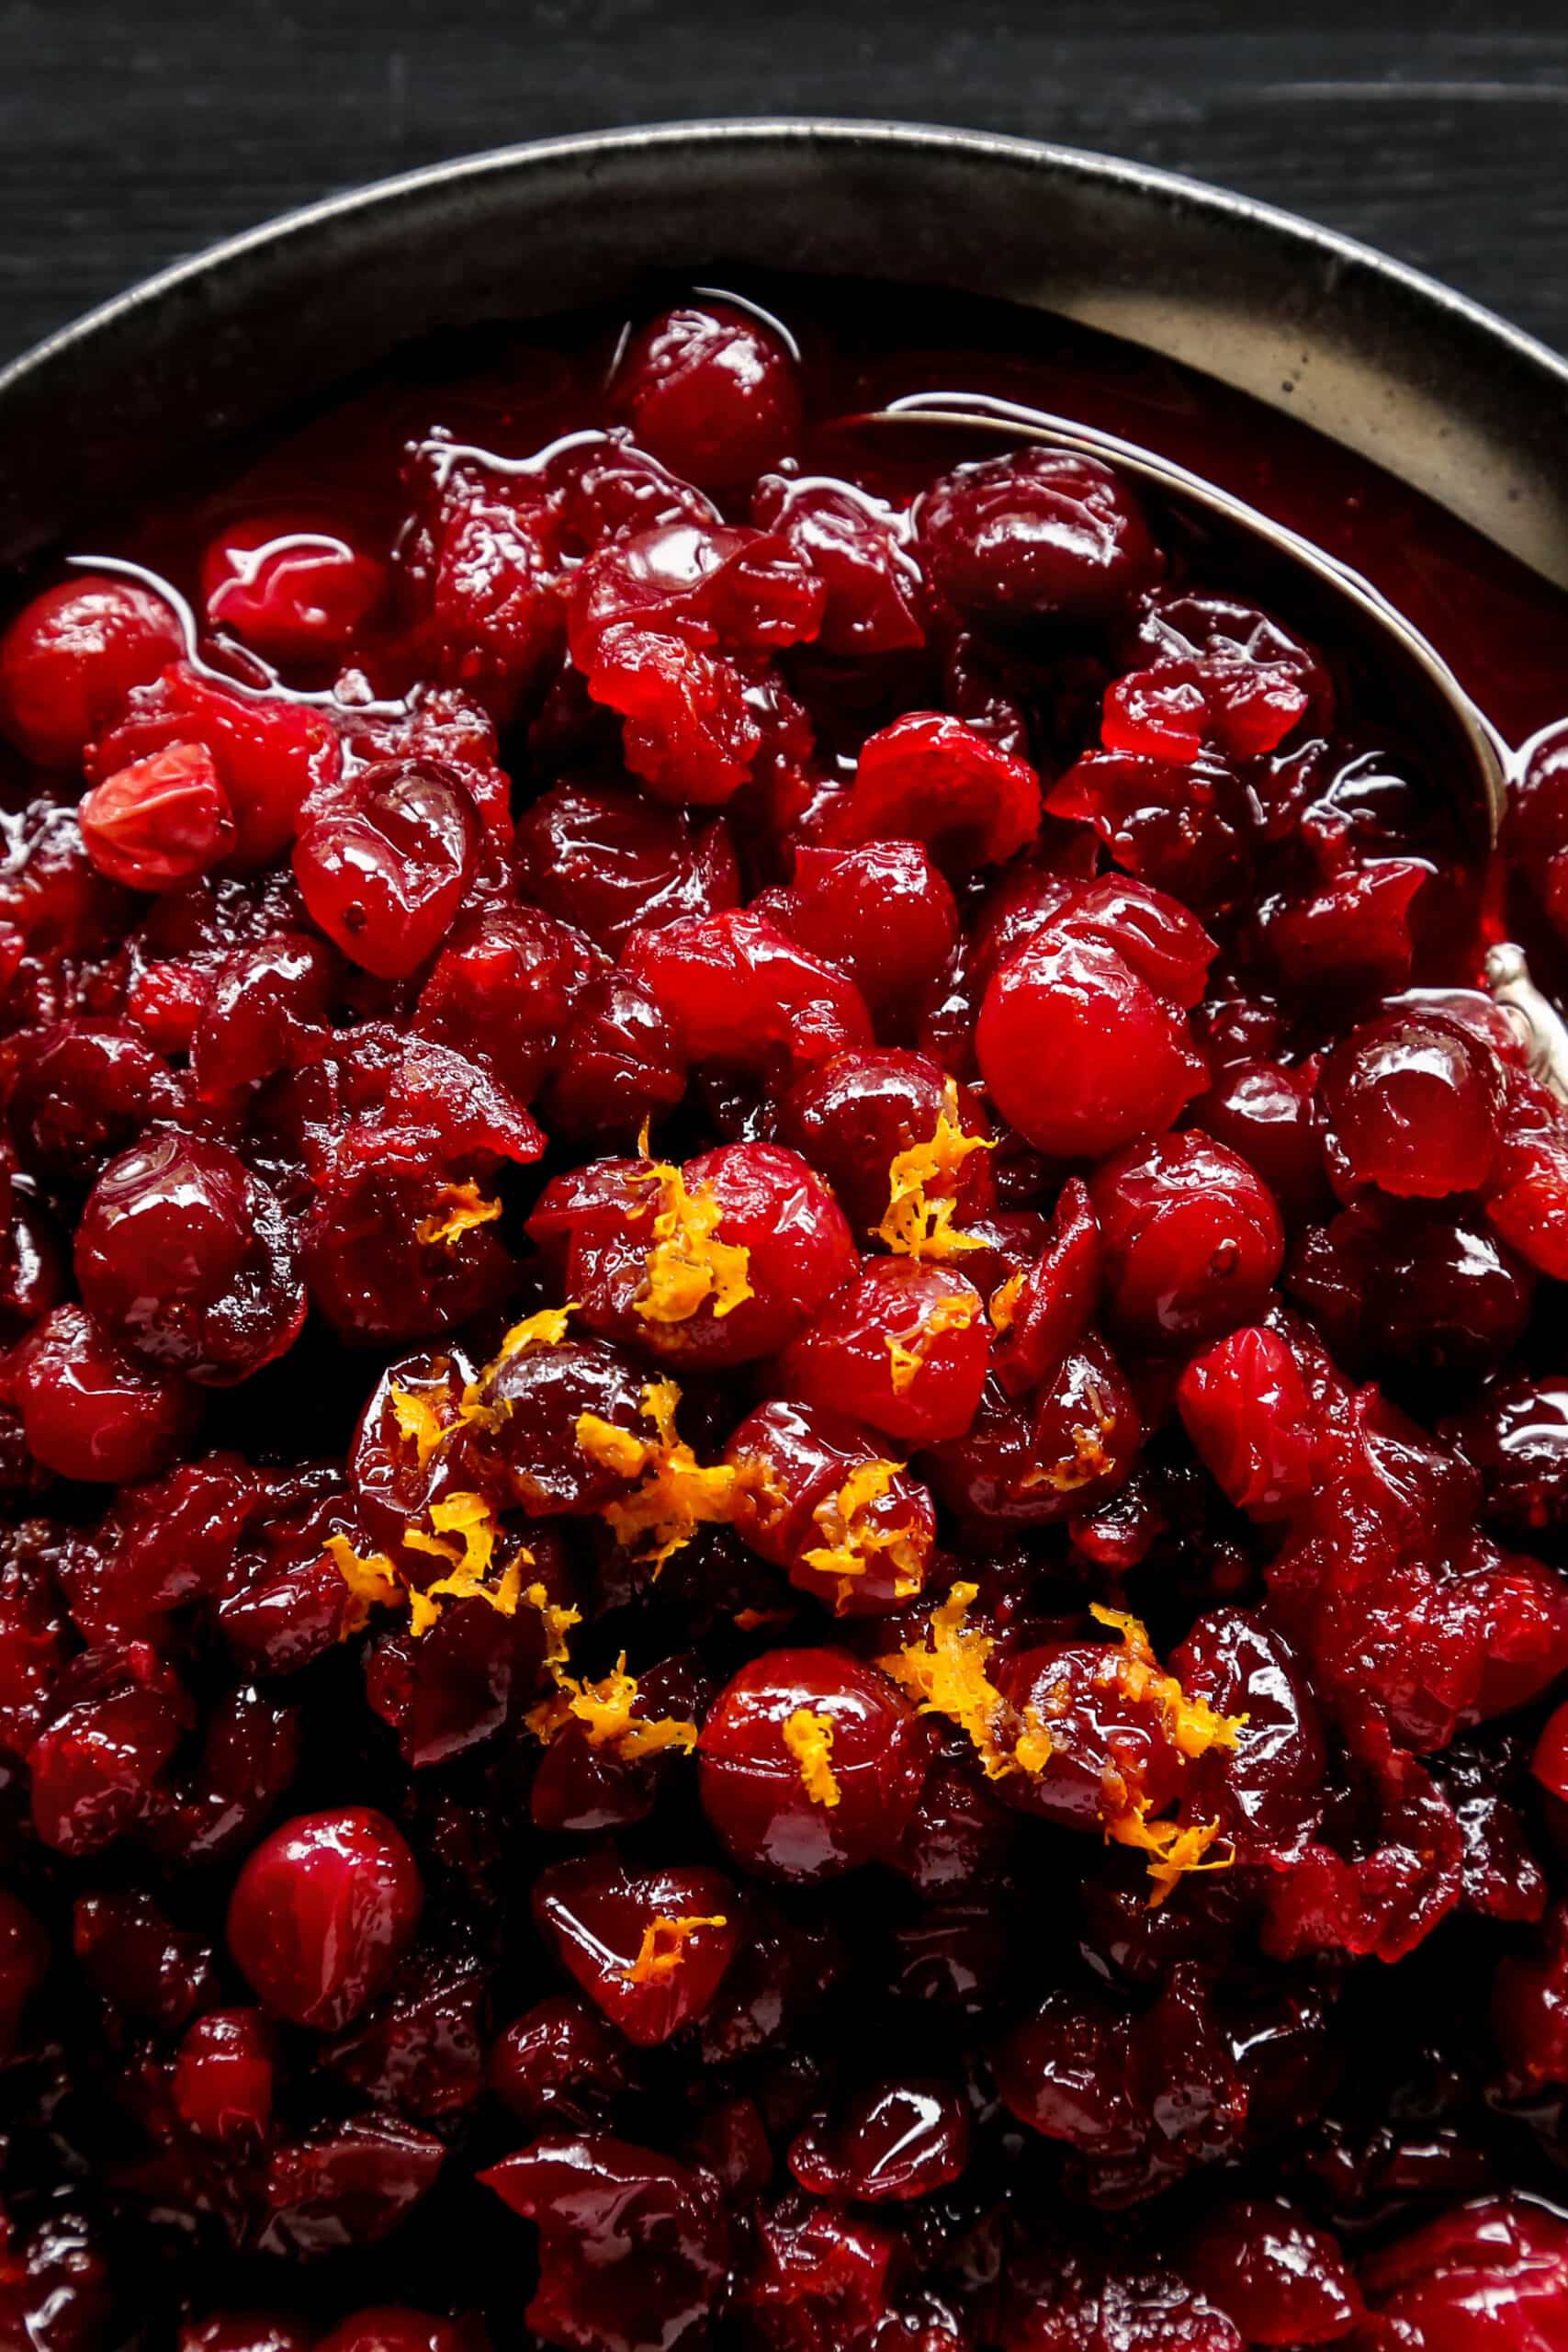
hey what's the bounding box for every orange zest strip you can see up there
[416,1179,502,1248]
[782,1707,840,1806]
[619,1914,728,1984]
[630,1159,753,1325]
[874,1081,994,1261]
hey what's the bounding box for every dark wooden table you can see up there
[3,0,1567,366]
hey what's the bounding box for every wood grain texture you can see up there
[2,0,1567,365]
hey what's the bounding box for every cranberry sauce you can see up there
[2,277,1568,2352]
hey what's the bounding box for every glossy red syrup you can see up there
[0,278,1566,2352]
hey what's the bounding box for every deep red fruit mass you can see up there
[0,286,1566,2352]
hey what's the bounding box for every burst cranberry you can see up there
[1181,2200,1360,2345]
[293,759,476,978]
[75,1132,304,1384]
[700,1648,931,1881]
[1321,1009,1506,1199]
[227,1807,423,2030]
[789,2080,969,2202]
[11,1302,197,1482]
[725,1396,936,1615]
[1178,1326,1320,1519]
[752,473,924,653]
[202,513,387,662]
[483,2131,730,2352]
[1090,1132,1284,1349]
[1353,2197,1568,2350]
[514,780,739,952]
[624,905,874,1072]
[533,1854,739,2045]
[0,574,186,767]
[919,447,1159,628]
[925,1342,1140,1530]
[612,300,802,486]
[77,740,235,890]
[172,2008,276,2145]
[830,712,1042,871]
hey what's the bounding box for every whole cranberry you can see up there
[700,1648,932,1882]
[611,301,802,486]
[1090,1132,1285,1349]
[78,741,235,890]
[767,842,959,1026]
[1191,1057,1328,1222]
[1182,2199,1360,2346]
[788,2080,969,2202]
[226,1806,423,2029]
[11,1303,197,1483]
[1354,2196,1568,2348]
[201,512,387,663]
[74,1132,305,1385]
[293,760,477,978]
[1321,1008,1506,1199]
[919,447,1159,628]
[533,1854,740,2046]
[978,928,1207,1160]
[172,2007,276,2145]
[775,1049,994,1238]
[1444,1373,1568,1537]
[482,2131,730,2352]
[725,1396,936,1616]
[1178,1326,1320,1520]
[751,473,924,655]
[514,780,739,954]
[489,1994,634,2126]
[0,574,186,767]
[777,1257,991,1444]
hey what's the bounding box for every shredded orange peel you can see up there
[803,1457,927,1612]
[629,1150,753,1326]
[782,1707,841,1807]
[879,1580,1041,1781]
[874,1081,994,1261]
[324,1490,528,1642]
[416,1178,502,1249]
[886,1289,980,1393]
[619,1914,728,1984]
[576,1376,750,1574]
[1022,1384,1119,1494]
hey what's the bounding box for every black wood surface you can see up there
[3,0,1566,367]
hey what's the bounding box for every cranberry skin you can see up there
[1179,1326,1320,1520]
[919,447,1159,628]
[537,1141,857,1372]
[1191,1057,1328,1222]
[727,1396,936,1616]
[1091,1132,1285,1349]
[202,512,387,662]
[533,1855,739,2047]
[75,1132,304,1385]
[172,2008,276,2146]
[0,1889,48,2054]
[1493,1900,1568,2093]
[1446,1374,1568,1538]
[489,1994,634,2127]
[78,740,235,890]
[1321,1009,1506,1200]
[0,575,186,767]
[752,473,925,655]
[699,1648,932,1882]
[544,971,689,1145]
[778,1258,990,1443]
[514,780,739,954]
[789,2080,969,2202]
[978,929,1207,1160]
[769,842,959,1026]
[833,711,1043,870]
[226,1806,423,2030]
[775,1049,995,1238]
[483,2131,730,2352]
[260,2114,446,2258]
[612,301,802,487]
[925,1343,1140,1531]
[12,1303,197,1482]
[294,759,476,978]
[624,906,874,1073]
[991,1177,1102,1396]
[1354,2196,1568,2351]
[1182,2200,1360,2346]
